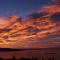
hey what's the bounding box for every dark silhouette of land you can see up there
[0,47,59,51]
[0,48,23,51]
[0,47,59,60]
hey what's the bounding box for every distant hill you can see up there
[0,48,22,51]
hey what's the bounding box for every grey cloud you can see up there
[50,12,60,22]
[28,12,48,19]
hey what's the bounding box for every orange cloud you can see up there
[0,0,60,48]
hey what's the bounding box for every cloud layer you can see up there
[0,0,60,48]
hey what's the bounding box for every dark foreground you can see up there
[0,47,60,60]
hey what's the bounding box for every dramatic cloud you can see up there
[0,0,59,48]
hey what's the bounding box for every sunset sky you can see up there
[0,0,60,48]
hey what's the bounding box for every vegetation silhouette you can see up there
[0,56,55,60]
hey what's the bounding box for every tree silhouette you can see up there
[42,57,44,60]
[0,57,4,60]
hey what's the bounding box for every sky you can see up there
[0,0,52,17]
[0,0,60,48]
